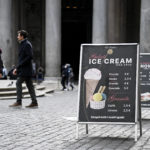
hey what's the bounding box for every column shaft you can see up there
[107,0,126,43]
[92,0,107,43]
[140,0,150,52]
[0,0,13,70]
[45,0,61,77]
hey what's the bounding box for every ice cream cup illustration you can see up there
[90,86,106,110]
[84,68,101,108]
[141,92,150,101]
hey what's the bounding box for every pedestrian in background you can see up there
[67,66,74,90]
[0,48,3,78]
[37,66,44,84]
[9,30,38,108]
[61,64,68,90]
[2,65,8,79]
[61,63,74,91]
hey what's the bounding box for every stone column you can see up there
[0,0,13,70]
[12,0,19,66]
[140,0,150,52]
[45,0,61,77]
[107,0,126,43]
[92,0,107,43]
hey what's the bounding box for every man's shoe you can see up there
[26,102,38,108]
[9,102,22,107]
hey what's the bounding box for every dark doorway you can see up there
[126,0,141,42]
[61,21,88,80]
[61,0,93,80]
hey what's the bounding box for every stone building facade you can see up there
[0,0,148,78]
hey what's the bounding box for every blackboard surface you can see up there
[78,44,139,123]
[140,54,150,107]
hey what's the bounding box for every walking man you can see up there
[9,30,38,108]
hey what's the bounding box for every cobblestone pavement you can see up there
[0,88,150,150]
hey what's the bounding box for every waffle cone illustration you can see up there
[84,68,102,108]
[86,79,99,108]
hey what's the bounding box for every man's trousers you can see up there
[16,77,37,103]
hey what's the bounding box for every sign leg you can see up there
[76,123,79,139]
[138,91,142,136]
[135,124,138,142]
[86,124,88,134]
[139,120,142,136]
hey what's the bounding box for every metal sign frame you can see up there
[76,43,141,141]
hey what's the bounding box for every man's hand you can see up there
[13,69,17,75]
[0,73,2,78]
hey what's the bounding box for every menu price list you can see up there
[107,104,131,113]
[140,72,150,83]
[107,72,132,118]
[108,72,131,92]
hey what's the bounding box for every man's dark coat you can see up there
[17,39,33,77]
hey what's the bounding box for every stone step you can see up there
[44,89,55,93]
[0,88,55,97]
[36,85,46,90]
[0,80,57,100]
[0,90,45,100]
[0,89,31,97]
[0,84,45,91]
[0,83,26,91]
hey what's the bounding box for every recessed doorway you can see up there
[61,0,93,80]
